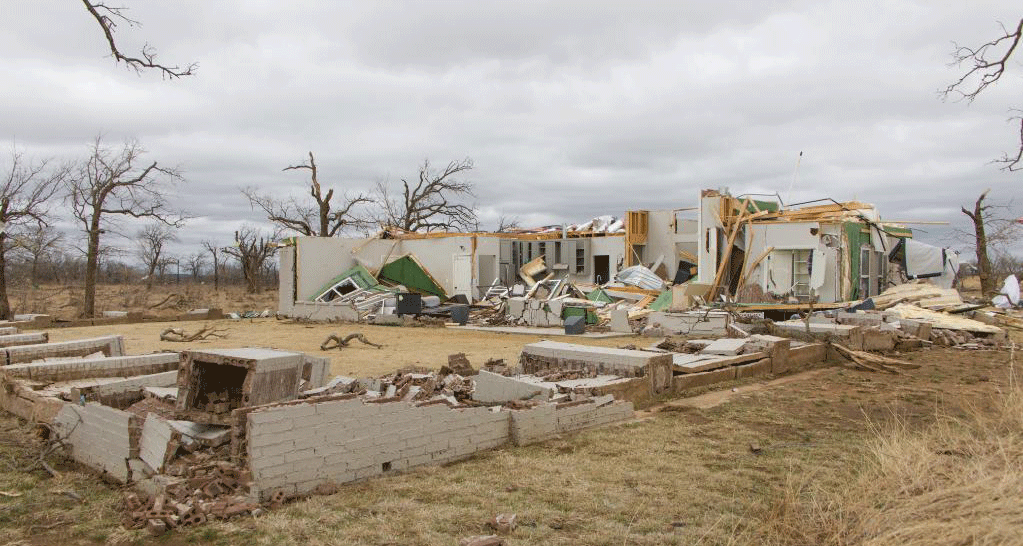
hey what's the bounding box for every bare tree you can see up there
[184,252,206,282]
[223,227,278,294]
[496,215,521,233]
[68,137,186,316]
[13,223,65,288]
[960,189,1022,294]
[0,150,69,318]
[201,240,221,291]
[243,152,373,237]
[135,224,177,289]
[80,0,197,78]
[943,18,1023,171]
[376,158,477,232]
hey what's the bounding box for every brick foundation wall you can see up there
[245,398,510,500]
[3,335,125,365]
[52,402,139,483]
[4,353,180,382]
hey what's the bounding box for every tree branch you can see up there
[80,0,197,78]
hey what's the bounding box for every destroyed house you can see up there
[278,188,956,319]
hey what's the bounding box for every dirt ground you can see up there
[44,319,636,377]
[1,319,1019,545]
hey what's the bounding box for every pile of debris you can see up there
[308,254,476,324]
[0,329,635,534]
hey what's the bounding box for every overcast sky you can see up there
[1,1,1020,263]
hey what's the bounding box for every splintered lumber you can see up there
[832,343,919,374]
[886,304,1003,335]
[707,200,750,298]
[871,283,964,311]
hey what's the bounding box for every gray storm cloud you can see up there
[0,0,1019,258]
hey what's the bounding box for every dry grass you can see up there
[741,345,1023,546]
[7,283,278,320]
[0,339,1013,545]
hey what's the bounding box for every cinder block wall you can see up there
[4,353,180,382]
[554,400,634,434]
[4,335,125,365]
[52,402,138,483]
[246,398,510,499]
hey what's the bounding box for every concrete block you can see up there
[0,332,48,348]
[735,358,772,379]
[835,311,883,327]
[645,310,729,336]
[139,414,175,473]
[5,335,125,365]
[699,338,746,356]
[472,371,552,403]
[672,366,737,392]
[609,309,631,333]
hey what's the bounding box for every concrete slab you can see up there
[472,370,552,403]
[699,338,746,356]
[451,325,631,338]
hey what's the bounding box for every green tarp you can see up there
[648,289,672,311]
[586,288,615,304]
[378,255,447,298]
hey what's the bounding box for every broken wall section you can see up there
[245,398,509,499]
[52,402,139,483]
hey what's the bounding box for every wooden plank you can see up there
[603,286,661,296]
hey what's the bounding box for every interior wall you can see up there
[743,221,843,302]
[568,236,624,285]
[696,194,723,284]
[645,209,699,281]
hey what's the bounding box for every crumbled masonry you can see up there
[0,269,1014,533]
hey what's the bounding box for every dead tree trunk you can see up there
[962,189,994,295]
[0,233,10,320]
[83,216,101,317]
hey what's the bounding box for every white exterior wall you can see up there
[744,222,842,302]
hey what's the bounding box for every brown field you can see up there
[1,316,1018,545]
[7,283,279,321]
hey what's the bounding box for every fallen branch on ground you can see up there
[832,343,920,374]
[320,333,383,350]
[147,293,182,310]
[160,325,228,342]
